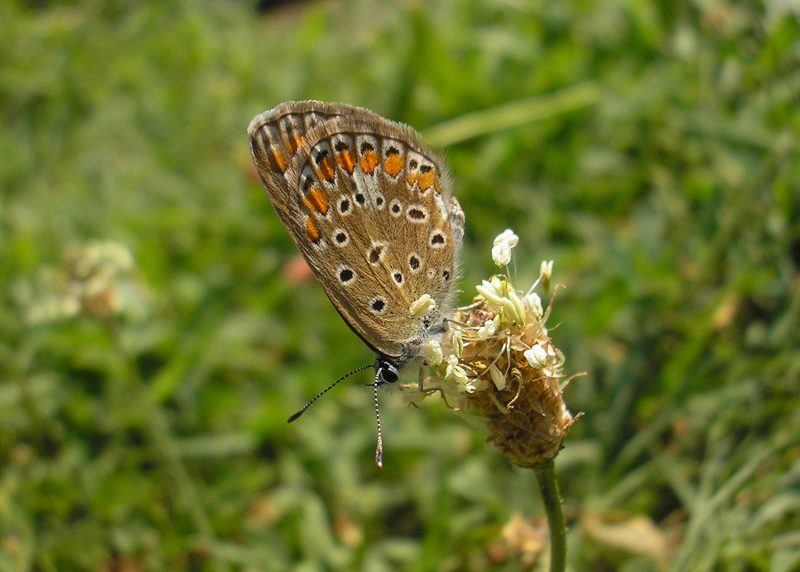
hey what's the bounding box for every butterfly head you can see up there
[374,356,400,386]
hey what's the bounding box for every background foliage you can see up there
[1,1,798,570]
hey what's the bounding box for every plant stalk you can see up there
[533,460,566,572]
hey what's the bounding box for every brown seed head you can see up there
[418,253,579,467]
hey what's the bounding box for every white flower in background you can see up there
[492,229,519,266]
[21,240,147,324]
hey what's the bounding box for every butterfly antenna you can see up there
[287,363,373,423]
[372,371,384,469]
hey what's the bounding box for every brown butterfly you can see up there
[248,101,464,465]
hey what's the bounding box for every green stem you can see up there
[422,83,599,147]
[533,460,567,572]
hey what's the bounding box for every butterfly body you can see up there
[248,101,464,372]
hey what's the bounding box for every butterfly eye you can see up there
[375,359,399,383]
[380,369,398,383]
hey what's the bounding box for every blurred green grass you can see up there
[1,1,798,570]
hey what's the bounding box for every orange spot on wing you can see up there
[418,170,435,191]
[285,129,302,153]
[303,186,329,215]
[305,218,321,243]
[269,147,288,173]
[336,149,355,173]
[318,156,336,181]
[360,150,379,174]
[406,172,419,187]
[384,154,404,177]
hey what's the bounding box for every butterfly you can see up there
[248,101,464,465]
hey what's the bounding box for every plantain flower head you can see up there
[419,230,579,466]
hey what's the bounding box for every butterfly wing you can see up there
[248,101,381,238]
[249,102,464,362]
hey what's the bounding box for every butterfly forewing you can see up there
[249,102,384,251]
[249,102,464,363]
